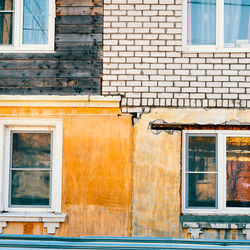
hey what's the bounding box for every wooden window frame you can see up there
[182,0,250,53]
[0,0,55,53]
[182,130,250,215]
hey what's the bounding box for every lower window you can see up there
[183,130,250,214]
[10,132,51,207]
[1,119,62,213]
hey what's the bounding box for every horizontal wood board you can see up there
[0,1,103,95]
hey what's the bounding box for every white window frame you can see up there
[182,130,250,215]
[0,119,62,213]
[182,0,250,52]
[0,0,55,53]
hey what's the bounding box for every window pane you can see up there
[188,136,216,172]
[11,170,50,206]
[22,0,49,44]
[0,0,13,10]
[187,0,216,45]
[12,133,51,169]
[0,13,12,44]
[187,173,216,207]
[224,0,250,48]
[226,137,250,207]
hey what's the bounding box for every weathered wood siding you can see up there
[0,0,102,95]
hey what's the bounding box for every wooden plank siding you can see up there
[0,0,103,95]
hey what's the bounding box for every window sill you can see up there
[0,50,55,54]
[0,212,66,234]
[181,215,250,239]
[182,48,250,53]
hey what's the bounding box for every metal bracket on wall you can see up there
[149,119,182,135]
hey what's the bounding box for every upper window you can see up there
[182,130,250,214]
[183,0,250,52]
[0,0,55,52]
[1,119,62,213]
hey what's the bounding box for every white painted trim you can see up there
[0,212,66,234]
[0,0,55,52]
[0,95,121,108]
[182,130,250,215]
[0,212,66,222]
[0,119,62,214]
[182,0,250,52]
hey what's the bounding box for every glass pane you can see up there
[22,0,49,44]
[0,0,13,10]
[224,0,250,48]
[187,0,216,45]
[12,133,51,169]
[188,136,216,172]
[226,137,250,207]
[187,173,216,207]
[0,13,12,44]
[11,170,50,206]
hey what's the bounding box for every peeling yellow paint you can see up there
[0,106,132,237]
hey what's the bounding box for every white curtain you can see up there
[22,0,49,44]
[187,0,216,45]
[224,0,250,47]
[224,0,241,47]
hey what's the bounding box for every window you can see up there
[0,119,62,213]
[183,0,250,52]
[182,130,250,214]
[0,0,55,52]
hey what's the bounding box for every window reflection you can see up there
[10,132,51,207]
[187,136,217,208]
[226,137,250,207]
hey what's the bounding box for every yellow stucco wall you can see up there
[2,106,250,238]
[0,105,132,237]
[132,108,250,239]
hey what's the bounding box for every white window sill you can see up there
[0,212,66,234]
[0,50,55,54]
[182,47,250,53]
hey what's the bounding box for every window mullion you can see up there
[14,0,21,48]
[216,0,224,49]
[217,132,224,211]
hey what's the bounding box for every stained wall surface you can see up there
[132,108,250,239]
[0,105,132,237]
[0,0,102,95]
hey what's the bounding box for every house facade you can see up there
[103,0,250,240]
[0,0,249,241]
[0,0,132,237]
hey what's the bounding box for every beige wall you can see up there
[132,108,250,239]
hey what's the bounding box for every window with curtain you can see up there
[184,0,250,51]
[0,0,54,52]
[22,0,49,45]
[183,130,250,214]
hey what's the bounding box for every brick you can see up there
[102,0,249,111]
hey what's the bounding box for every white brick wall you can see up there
[103,0,250,113]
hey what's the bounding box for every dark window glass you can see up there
[10,132,51,207]
[187,173,216,207]
[186,135,217,208]
[0,0,13,44]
